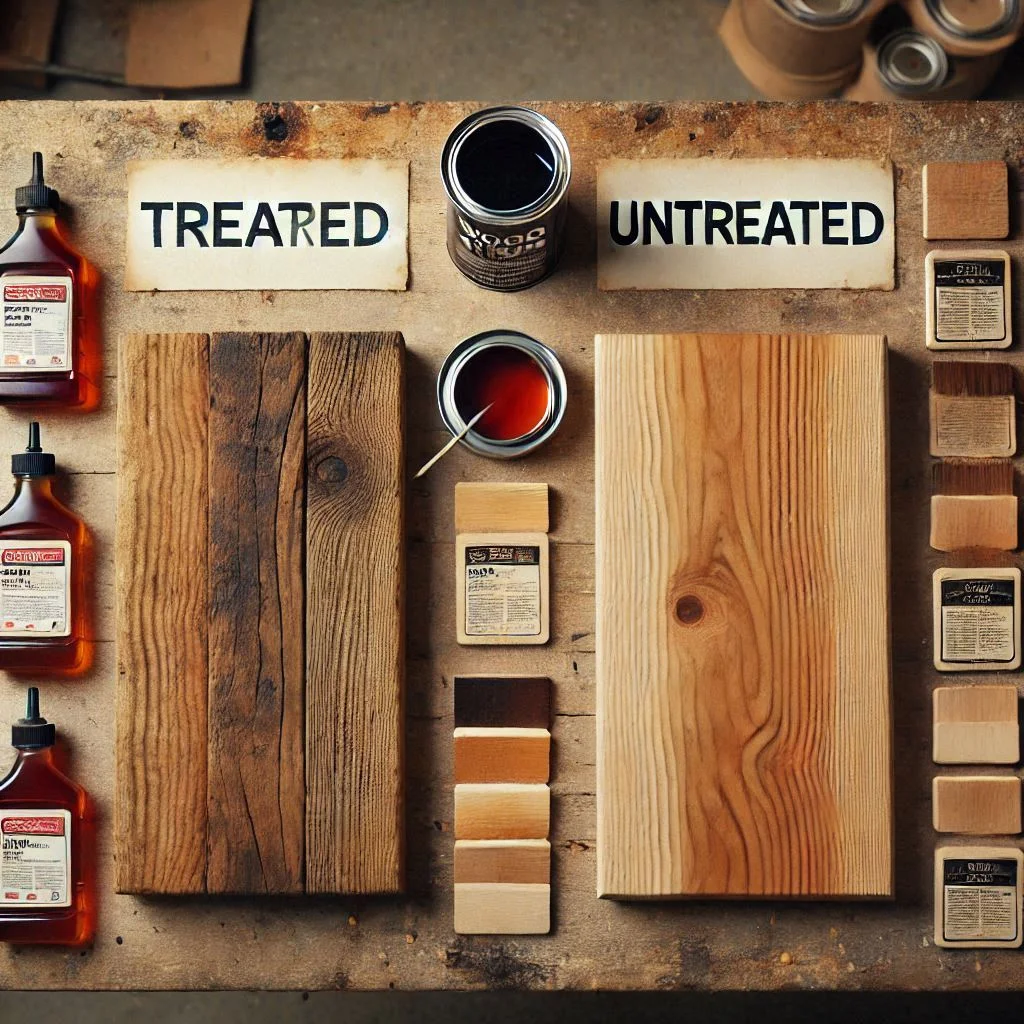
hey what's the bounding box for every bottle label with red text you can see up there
[0,275,72,373]
[0,809,71,907]
[0,540,71,637]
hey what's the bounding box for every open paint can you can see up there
[437,331,567,459]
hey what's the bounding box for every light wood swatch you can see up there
[933,776,1022,835]
[115,334,210,895]
[923,161,1009,240]
[454,728,550,784]
[933,686,1020,765]
[454,483,550,534]
[305,332,405,894]
[930,495,1018,552]
[454,883,550,935]
[454,840,551,884]
[206,333,306,894]
[454,784,550,840]
[596,333,892,899]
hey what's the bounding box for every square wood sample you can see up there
[933,685,1020,765]
[933,776,1022,835]
[923,162,1009,240]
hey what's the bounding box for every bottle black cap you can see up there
[15,153,59,213]
[12,687,56,750]
[12,422,56,477]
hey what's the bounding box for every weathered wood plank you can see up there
[206,332,306,894]
[115,333,210,895]
[305,332,405,894]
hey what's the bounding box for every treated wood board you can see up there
[206,332,306,894]
[933,686,1020,765]
[596,333,892,899]
[923,161,1009,240]
[453,728,550,784]
[453,676,552,729]
[305,332,405,894]
[115,333,210,895]
[933,776,1022,835]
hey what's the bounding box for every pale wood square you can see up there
[454,883,550,935]
[454,482,550,534]
[933,686,1020,765]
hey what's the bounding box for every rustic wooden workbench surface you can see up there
[0,99,1020,991]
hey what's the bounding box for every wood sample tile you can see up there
[930,361,1016,459]
[933,567,1022,672]
[454,882,550,935]
[305,332,405,894]
[933,776,1022,835]
[930,495,1018,551]
[923,162,1009,240]
[454,784,550,840]
[596,333,892,899]
[934,686,1020,766]
[116,333,211,895]
[454,839,551,884]
[454,728,550,784]
[454,482,550,534]
[206,332,306,894]
[935,845,1024,949]
[454,676,551,729]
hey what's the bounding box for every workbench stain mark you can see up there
[249,102,309,156]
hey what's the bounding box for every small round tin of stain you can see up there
[778,0,869,25]
[437,331,567,460]
[876,30,950,94]
[926,0,1018,37]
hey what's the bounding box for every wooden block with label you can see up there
[933,686,1020,765]
[454,728,550,784]
[454,839,551,884]
[923,162,1009,240]
[925,250,1012,351]
[454,883,550,935]
[935,846,1024,949]
[455,484,550,646]
[454,783,550,840]
[933,567,1022,672]
[933,776,1022,835]
[930,361,1015,459]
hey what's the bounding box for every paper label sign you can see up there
[598,158,894,291]
[125,159,409,291]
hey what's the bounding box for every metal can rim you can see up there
[777,0,870,26]
[441,106,572,227]
[437,330,568,460]
[877,30,950,93]
[924,0,1019,38]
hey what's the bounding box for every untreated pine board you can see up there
[454,483,550,534]
[206,333,306,894]
[454,883,551,935]
[596,333,892,899]
[305,332,405,894]
[115,334,211,895]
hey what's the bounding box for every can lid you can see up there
[779,0,869,25]
[877,30,950,94]
[12,688,56,750]
[12,422,56,477]
[14,153,59,213]
[927,0,1018,37]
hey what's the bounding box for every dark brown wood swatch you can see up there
[305,332,405,894]
[115,334,211,895]
[206,332,306,894]
[454,677,551,729]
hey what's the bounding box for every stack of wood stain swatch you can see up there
[114,332,405,895]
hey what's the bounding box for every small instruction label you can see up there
[943,858,1019,943]
[0,540,72,637]
[0,809,71,907]
[934,259,1007,344]
[0,276,72,373]
[464,545,542,637]
[940,577,1016,665]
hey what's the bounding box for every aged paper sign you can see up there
[598,158,894,290]
[126,159,408,291]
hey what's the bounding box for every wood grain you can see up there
[596,333,892,899]
[933,776,1022,835]
[923,161,1009,240]
[305,332,405,894]
[206,333,306,894]
[454,784,550,840]
[933,686,1020,766]
[454,483,550,534]
[453,728,550,784]
[454,883,551,935]
[115,334,210,895]
[454,839,551,884]
[930,495,1018,552]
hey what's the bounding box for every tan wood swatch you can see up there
[454,483,550,534]
[454,882,551,935]
[454,840,551,884]
[454,728,551,784]
[930,494,1018,552]
[454,784,550,840]
[115,334,210,895]
[923,161,1009,240]
[933,685,1020,765]
[305,332,405,894]
[933,776,1022,835]
[206,333,306,894]
[930,395,1016,459]
[596,333,892,899]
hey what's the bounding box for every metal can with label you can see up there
[440,106,571,292]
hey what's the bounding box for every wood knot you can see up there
[316,456,348,484]
[674,594,705,626]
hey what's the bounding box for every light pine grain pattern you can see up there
[596,333,892,899]
[454,883,551,935]
[206,333,306,894]
[305,332,405,894]
[923,161,1009,240]
[453,728,551,784]
[930,495,1018,552]
[933,776,1022,835]
[454,839,551,884]
[115,333,210,895]
[454,483,550,534]
[454,784,551,840]
[933,685,1020,765]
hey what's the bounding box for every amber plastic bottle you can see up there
[0,423,91,675]
[0,687,94,945]
[0,153,100,410]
